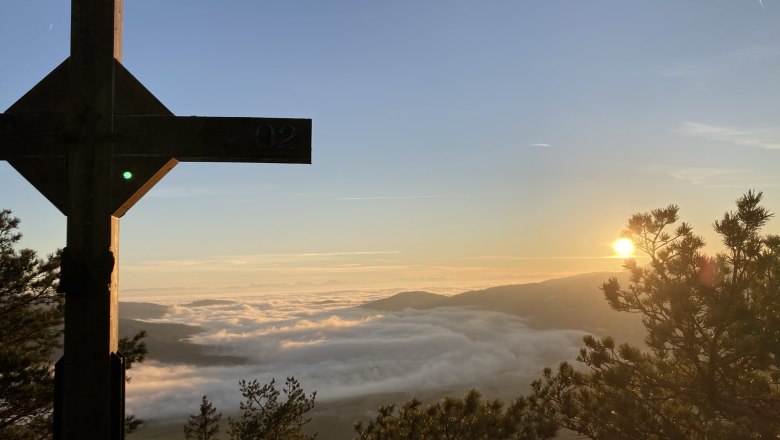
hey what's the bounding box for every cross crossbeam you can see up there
[0,1,311,438]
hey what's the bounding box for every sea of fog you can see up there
[124,289,586,422]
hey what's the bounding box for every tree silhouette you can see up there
[228,377,316,440]
[120,329,148,434]
[184,395,222,440]
[0,209,148,439]
[354,389,557,440]
[0,209,61,439]
[532,191,780,439]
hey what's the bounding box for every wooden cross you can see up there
[0,1,311,438]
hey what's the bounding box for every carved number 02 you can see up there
[255,124,297,149]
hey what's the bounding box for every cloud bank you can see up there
[125,292,585,421]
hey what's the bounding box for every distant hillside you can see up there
[363,272,644,345]
[118,299,248,365]
[119,302,169,320]
[183,299,237,307]
[363,290,448,310]
[119,318,247,366]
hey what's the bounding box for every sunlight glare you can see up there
[613,238,635,258]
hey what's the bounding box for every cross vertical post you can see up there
[62,0,123,438]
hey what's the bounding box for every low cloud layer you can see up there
[125,291,585,421]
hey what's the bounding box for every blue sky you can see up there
[2,1,779,293]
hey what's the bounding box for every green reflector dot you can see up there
[122,171,133,180]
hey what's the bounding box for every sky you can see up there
[2,1,780,295]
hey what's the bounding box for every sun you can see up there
[613,238,635,258]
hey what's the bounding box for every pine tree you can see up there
[0,209,149,438]
[354,389,557,440]
[184,395,222,440]
[228,377,316,440]
[532,191,780,439]
[0,210,62,440]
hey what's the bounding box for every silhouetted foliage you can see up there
[124,414,144,435]
[120,330,148,376]
[119,330,148,434]
[354,389,557,440]
[228,377,316,440]
[0,210,62,440]
[532,191,780,439]
[117,331,149,435]
[0,209,148,438]
[184,395,222,440]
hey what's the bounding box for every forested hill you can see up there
[362,272,645,345]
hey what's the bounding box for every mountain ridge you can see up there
[362,271,644,344]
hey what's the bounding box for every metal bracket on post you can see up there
[111,352,126,440]
[58,247,116,294]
